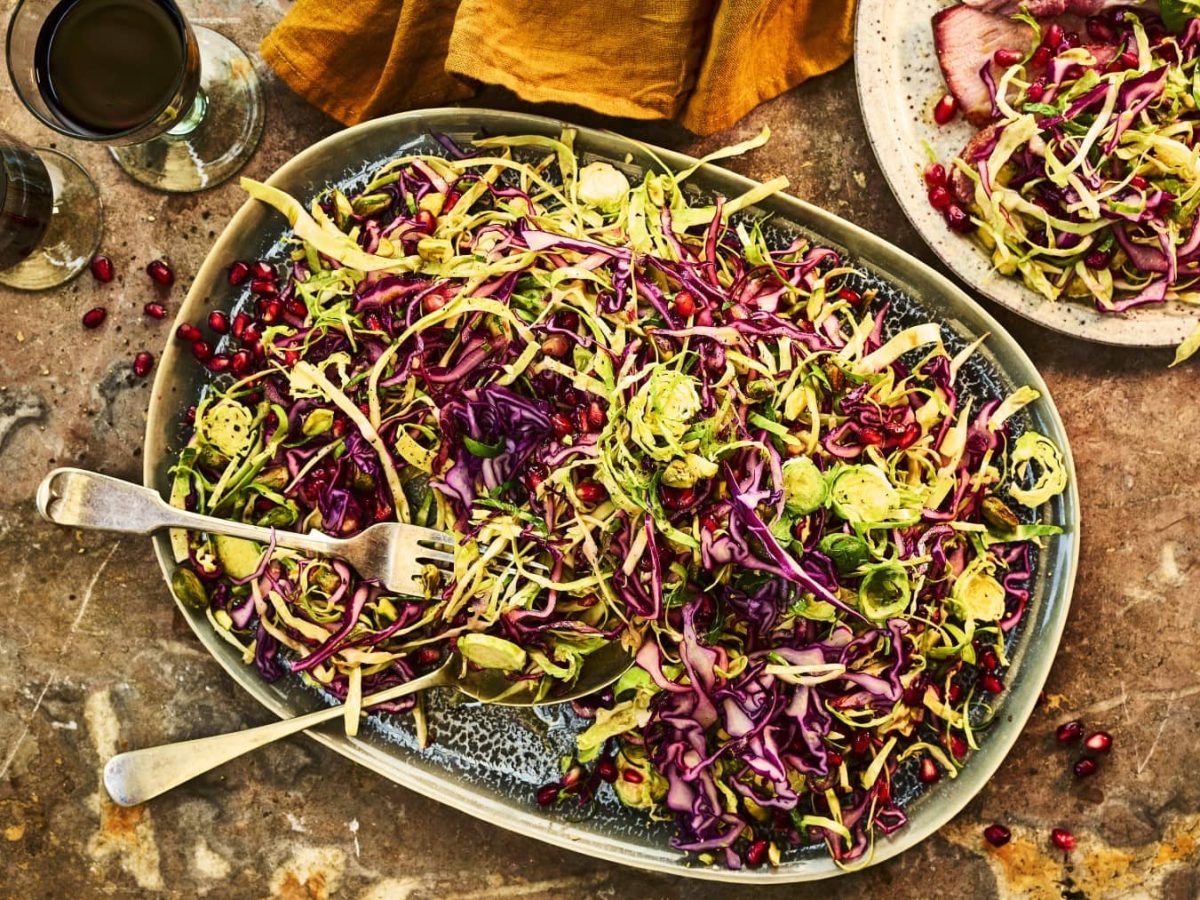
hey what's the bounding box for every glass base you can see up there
[0,150,103,291]
[110,27,265,193]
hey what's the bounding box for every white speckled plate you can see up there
[855,0,1200,347]
[143,108,1079,882]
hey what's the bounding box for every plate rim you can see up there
[853,0,1200,348]
[142,106,1081,883]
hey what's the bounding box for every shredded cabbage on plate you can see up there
[170,127,1068,870]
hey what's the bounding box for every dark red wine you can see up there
[0,142,54,270]
[34,0,191,137]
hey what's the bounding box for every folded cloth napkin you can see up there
[261,0,855,135]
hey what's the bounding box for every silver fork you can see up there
[36,468,456,596]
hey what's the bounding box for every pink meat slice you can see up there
[962,0,1157,15]
[933,6,1038,126]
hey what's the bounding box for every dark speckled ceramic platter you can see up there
[143,108,1079,882]
[854,0,1200,348]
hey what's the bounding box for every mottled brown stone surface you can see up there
[1,3,1198,898]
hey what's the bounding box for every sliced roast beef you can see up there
[933,5,1037,126]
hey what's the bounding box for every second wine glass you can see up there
[7,0,266,193]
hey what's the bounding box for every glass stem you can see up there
[167,89,209,137]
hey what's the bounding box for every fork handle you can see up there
[36,467,341,557]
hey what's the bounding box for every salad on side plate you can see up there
[168,128,1069,870]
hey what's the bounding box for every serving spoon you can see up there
[103,640,635,807]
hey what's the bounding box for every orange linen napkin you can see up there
[261,0,855,135]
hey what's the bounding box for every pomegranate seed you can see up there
[924,163,948,188]
[576,408,591,434]
[945,205,973,232]
[1084,731,1112,753]
[176,322,202,343]
[852,732,871,755]
[1026,81,1046,102]
[621,769,643,784]
[928,185,952,210]
[1130,175,1149,190]
[191,340,213,362]
[414,209,436,233]
[994,48,1023,66]
[261,300,282,324]
[933,94,958,125]
[827,751,844,767]
[983,823,1011,847]
[550,413,574,438]
[249,279,277,298]
[143,301,167,320]
[81,307,107,329]
[284,350,299,366]
[576,481,608,505]
[185,405,197,423]
[423,292,447,314]
[146,259,174,286]
[89,254,115,283]
[947,734,968,761]
[227,261,250,286]
[596,759,618,783]
[556,310,580,331]
[745,839,769,868]
[673,290,696,317]
[980,674,1004,694]
[948,682,964,704]
[286,299,307,319]
[541,334,569,358]
[979,649,999,672]
[1044,23,1064,49]
[1073,757,1099,778]
[1062,31,1080,49]
[208,311,229,334]
[661,486,696,510]
[1056,720,1084,744]
[1086,17,1115,43]
[588,401,605,428]
[132,351,154,377]
[242,322,262,346]
[1120,50,1139,70]
[1031,46,1052,69]
[1085,250,1111,269]
[918,757,940,784]
[230,349,253,376]
[837,287,862,305]
[535,784,559,807]
[250,260,274,281]
[1051,828,1076,852]
[207,353,231,373]
[232,312,250,339]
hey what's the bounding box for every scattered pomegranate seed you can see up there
[1031,46,1052,69]
[1085,250,1111,269]
[81,307,107,329]
[231,312,250,339]
[1051,828,1076,852]
[596,759,618,783]
[230,349,252,376]
[576,481,608,505]
[207,353,231,373]
[1119,50,1139,69]
[146,259,174,287]
[994,48,1023,66]
[249,279,277,298]
[673,290,696,317]
[89,254,115,283]
[981,674,1004,694]
[132,351,154,377]
[621,769,643,784]
[1044,22,1064,49]
[851,732,871,755]
[576,408,591,434]
[837,287,862,305]
[983,823,1011,847]
[286,299,307,319]
[928,185,953,210]
[948,682,964,704]
[979,649,999,672]
[1073,757,1099,778]
[414,647,442,666]
[1026,80,1047,102]
[1130,175,1149,190]
[261,300,282,324]
[143,301,167,320]
[933,94,958,125]
[924,163,947,188]
[176,322,202,343]
[423,292,447,314]
[250,260,274,281]
[661,486,697,510]
[827,751,844,767]
[918,757,941,784]
[945,205,973,232]
[242,321,262,346]
[208,311,229,334]
[1056,720,1084,744]
[414,209,436,233]
[227,261,250,286]
[1062,30,1080,49]
[745,839,769,868]
[191,339,213,362]
[550,413,574,438]
[535,784,559,807]
[947,734,968,761]
[588,401,606,428]
[1084,731,1112,754]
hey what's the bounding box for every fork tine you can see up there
[415,548,456,568]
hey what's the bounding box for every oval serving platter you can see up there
[143,107,1079,882]
[854,0,1200,348]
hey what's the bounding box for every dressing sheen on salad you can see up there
[169,128,1068,870]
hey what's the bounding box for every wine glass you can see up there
[6,0,265,193]
[0,131,102,290]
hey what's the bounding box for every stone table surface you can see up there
[1,2,1198,898]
